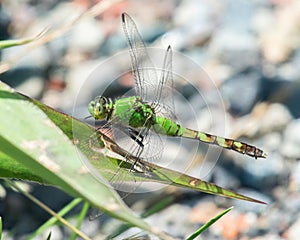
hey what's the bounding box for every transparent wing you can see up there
[122,13,176,119]
[152,45,176,120]
[79,123,152,189]
[122,13,157,100]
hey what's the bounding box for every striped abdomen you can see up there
[153,116,267,159]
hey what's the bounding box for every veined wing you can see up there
[122,13,156,100]
[121,13,175,119]
[152,45,176,120]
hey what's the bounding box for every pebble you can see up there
[285,215,300,240]
[236,151,288,190]
[230,103,292,139]
[15,76,45,98]
[280,119,300,159]
[290,162,300,192]
[212,166,240,190]
[213,211,256,239]
[258,103,292,134]
[210,32,260,73]
[68,18,105,53]
[221,68,263,115]
[281,81,300,118]
[189,201,219,223]
[147,203,193,238]
[172,0,219,48]
[258,0,300,63]
[1,66,45,98]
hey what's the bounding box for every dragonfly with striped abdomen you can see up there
[88,13,267,166]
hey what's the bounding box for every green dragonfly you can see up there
[88,13,267,164]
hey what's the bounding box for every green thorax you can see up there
[114,96,155,128]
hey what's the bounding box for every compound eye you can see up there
[100,97,107,105]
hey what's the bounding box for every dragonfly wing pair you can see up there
[122,13,176,121]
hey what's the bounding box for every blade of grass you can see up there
[141,195,175,218]
[144,161,267,204]
[109,195,176,238]
[5,180,91,240]
[0,30,46,49]
[69,201,90,240]
[28,198,83,240]
[186,206,234,240]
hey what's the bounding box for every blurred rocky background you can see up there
[1,0,300,239]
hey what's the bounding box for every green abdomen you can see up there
[153,116,266,158]
[153,116,183,136]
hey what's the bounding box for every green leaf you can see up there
[70,201,90,240]
[140,160,266,204]
[186,206,233,240]
[27,198,83,240]
[0,82,172,239]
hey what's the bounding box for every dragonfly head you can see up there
[88,96,112,120]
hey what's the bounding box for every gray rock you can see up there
[15,76,45,98]
[238,151,287,190]
[258,103,292,134]
[147,203,192,238]
[280,119,300,159]
[210,32,261,72]
[69,18,105,53]
[290,162,300,192]
[213,166,240,189]
[208,0,261,72]
[221,68,263,115]
[287,216,300,240]
[173,0,218,48]
[1,66,45,98]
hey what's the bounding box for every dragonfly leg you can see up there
[128,127,144,147]
[127,127,151,173]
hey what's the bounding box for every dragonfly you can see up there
[88,13,267,166]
